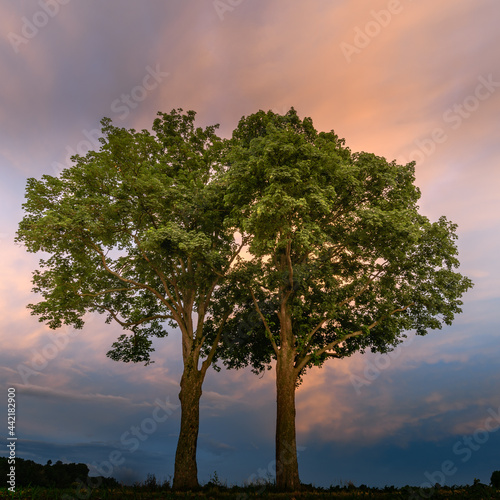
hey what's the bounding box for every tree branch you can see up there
[286,239,294,292]
[101,306,173,328]
[200,310,231,378]
[178,256,186,273]
[126,229,181,313]
[250,288,279,356]
[296,303,414,374]
[78,286,141,297]
[199,236,248,330]
[299,269,385,356]
[89,240,182,325]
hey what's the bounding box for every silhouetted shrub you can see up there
[0,457,90,487]
[491,470,500,488]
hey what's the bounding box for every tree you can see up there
[16,109,244,490]
[491,470,500,489]
[220,108,473,490]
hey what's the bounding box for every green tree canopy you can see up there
[216,108,473,490]
[16,109,244,489]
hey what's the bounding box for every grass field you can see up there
[1,483,499,499]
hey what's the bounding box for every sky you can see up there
[1,0,500,490]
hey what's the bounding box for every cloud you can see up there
[293,306,500,447]
[0,0,499,488]
[16,384,138,405]
[199,435,237,456]
[200,389,250,413]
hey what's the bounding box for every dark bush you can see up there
[491,470,500,488]
[0,456,90,488]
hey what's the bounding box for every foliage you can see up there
[491,470,500,488]
[16,108,237,366]
[15,107,475,493]
[3,478,500,498]
[0,456,95,488]
[215,108,473,380]
[17,108,252,489]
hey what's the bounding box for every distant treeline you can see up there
[0,457,119,488]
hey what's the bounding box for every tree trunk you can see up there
[173,362,203,490]
[275,349,300,491]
